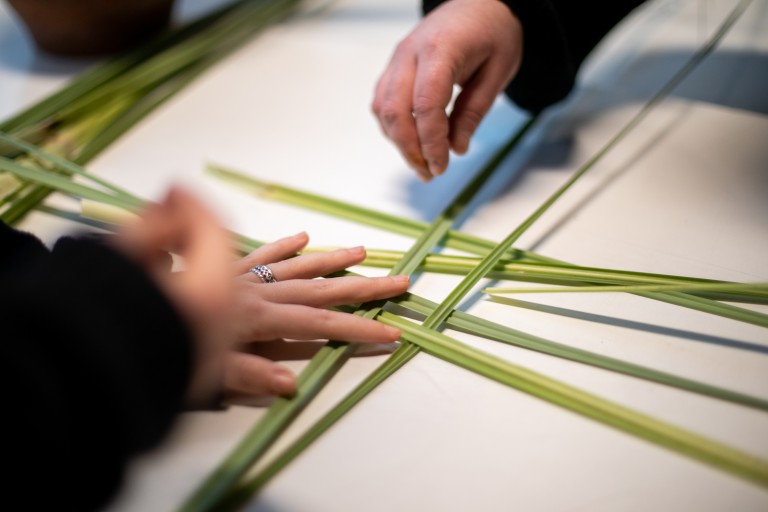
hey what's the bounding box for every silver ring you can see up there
[250,264,277,284]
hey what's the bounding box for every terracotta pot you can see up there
[6,0,176,56]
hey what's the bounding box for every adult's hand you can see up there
[116,194,408,404]
[372,0,523,181]
[224,232,408,400]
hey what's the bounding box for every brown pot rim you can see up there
[6,0,177,56]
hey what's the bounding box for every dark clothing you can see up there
[1,221,193,510]
[424,0,646,112]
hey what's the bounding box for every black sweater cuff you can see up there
[2,226,193,509]
[423,0,645,112]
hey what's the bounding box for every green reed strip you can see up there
[0,0,302,225]
[180,116,539,512]
[222,2,760,505]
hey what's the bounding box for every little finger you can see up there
[223,352,297,398]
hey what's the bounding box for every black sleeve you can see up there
[423,0,646,112]
[1,222,194,511]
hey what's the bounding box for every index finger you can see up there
[412,54,456,177]
[372,51,431,180]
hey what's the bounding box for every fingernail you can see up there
[385,326,402,340]
[412,159,431,182]
[429,160,443,176]
[270,368,296,396]
[391,275,409,284]
[346,245,365,256]
[455,133,470,154]
[293,231,308,239]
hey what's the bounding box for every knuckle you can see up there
[379,103,407,127]
[313,279,335,294]
[395,36,415,55]
[459,107,484,129]
[315,308,336,326]
[245,295,267,315]
[411,96,439,118]
[419,37,443,60]
[229,357,257,389]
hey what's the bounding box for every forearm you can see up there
[2,226,193,509]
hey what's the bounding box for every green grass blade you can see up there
[484,283,768,295]
[634,291,768,328]
[393,292,768,411]
[230,300,768,503]
[177,341,357,512]
[29,194,768,413]
[56,0,300,124]
[1,183,53,224]
[484,282,768,297]
[391,116,537,278]
[4,0,765,506]
[0,0,246,132]
[0,0,304,225]
[353,249,768,305]
[211,119,540,506]
[183,116,539,510]
[218,343,422,510]
[208,171,766,310]
[0,157,141,212]
[377,312,768,489]
[0,0,257,135]
[424,0,751,325]
[206,162,549,263]
[0,131,141,203]
[213,3,756,506]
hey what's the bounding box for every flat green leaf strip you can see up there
[216,120,541,505]
[0,0,248,133]
[390,116,537,279]
[358,249,768,304]
[402,0,766,489]
[634,291,768,328]
[34,187,768,413]
[379,312,768,489]
[227,284,768,507]
[423,0,750,327]
[58,0,300,126]
[0,131,142,203]
[0,0,303,225]
[1,183,53,224]
[179,316,395,506]
[221,343,423,509]
[485,283,768,296]
[395,293,768,411]
[190,116,540,509]
[211,3,761,507]
[206,163,548,263]
[0,157,140,212]
[213,172,767,309]
[178,342,357,512]
[391,249,768,326]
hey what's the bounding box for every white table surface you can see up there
[2,1,767,511]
